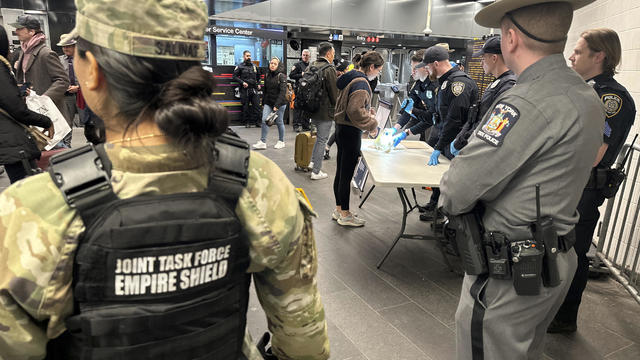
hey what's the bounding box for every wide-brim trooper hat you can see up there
[61,0,208,61]
[475,0,596,28]
[435,43,455,53]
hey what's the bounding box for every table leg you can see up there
[377,188,409,269]
[358,185,376,208]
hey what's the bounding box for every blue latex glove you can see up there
[401,98,414,113]
[428,150,441,166]
[393,131,407,147]
[390,127,398,136]
[450,142,460,157]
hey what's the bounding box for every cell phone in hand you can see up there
[18,82,31,97]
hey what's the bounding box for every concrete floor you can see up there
[1,126,639,359]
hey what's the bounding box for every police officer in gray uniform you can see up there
[438,0,602,359]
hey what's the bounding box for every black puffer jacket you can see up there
[262,69,287,108]
[0,56,52,164]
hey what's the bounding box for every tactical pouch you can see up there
[443,213,487,275]
[483,232,511,280]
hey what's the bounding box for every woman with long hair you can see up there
[252,56,287,150]
[332,51,384,227]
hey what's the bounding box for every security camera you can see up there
[423,26,432,36]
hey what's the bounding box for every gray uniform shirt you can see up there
[439,54,605,239]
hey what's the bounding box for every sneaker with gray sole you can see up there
[337,214,366,227]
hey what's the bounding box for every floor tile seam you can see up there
[370,268,457,330]
[603,342,636,358]
[415,270,462,300]
[327,318,371,360]
[325,252,415,306]
[376,300,415,312]
[598,322,639,345]
[343,286,434,360]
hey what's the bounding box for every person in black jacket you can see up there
[392,49,438,145]
[451,36,516,156]
[232,50,261,127]
[289,49,310,132]
[252,57,288,150]
[416,45,478,220]
[0,25,53,183]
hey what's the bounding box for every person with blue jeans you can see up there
[252,57,287,150]
[308,42,338,180]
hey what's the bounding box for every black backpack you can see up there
[295,63,332,114]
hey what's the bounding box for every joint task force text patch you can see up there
[475,102,520,147]
[601,93,622,118]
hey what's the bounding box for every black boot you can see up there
[546,318,577,334]
[417,201,437,213]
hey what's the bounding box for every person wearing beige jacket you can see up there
[332,51,383,227]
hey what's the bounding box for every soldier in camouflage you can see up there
[0,1,329,359]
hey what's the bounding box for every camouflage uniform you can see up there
[0,144,330,360]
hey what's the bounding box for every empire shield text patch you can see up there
[476,102,520,147]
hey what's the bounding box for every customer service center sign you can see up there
[206,25,286,39]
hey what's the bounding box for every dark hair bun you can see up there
[155,66,229,152]
[352,53,362,65]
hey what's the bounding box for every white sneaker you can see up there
[252,140,267,150]
[337,214,366,227]
[331,209,340,220]
[308,161,314,170]
[310,170,328,180]
[274,141,285,149]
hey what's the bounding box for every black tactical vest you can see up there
[46,132,251,360]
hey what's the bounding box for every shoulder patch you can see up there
[451,81,465,96]
[601,93,622,118]
[490,79,500,89]
[475,102,520,147]
[441,80,448,90]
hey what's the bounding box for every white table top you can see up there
[360,139,451,188]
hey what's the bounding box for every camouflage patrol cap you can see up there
[64,0,208,61]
